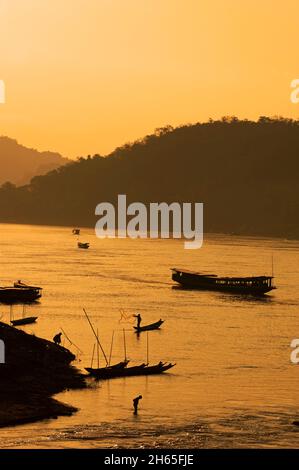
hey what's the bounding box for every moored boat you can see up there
[11,316,38,326]
[10,304,38,326]
[134,319,164,332]
[171,268,275,295]
[85,359,130,376]
[0,285,42,303]
[87,361,175,380]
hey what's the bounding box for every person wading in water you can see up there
[133,395,142,414]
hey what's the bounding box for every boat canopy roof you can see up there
[171,267,274,280]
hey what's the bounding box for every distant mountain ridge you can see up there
[0,117,299,239]
[0,136,68,186]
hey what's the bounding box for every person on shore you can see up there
[134,313,142,330]
[53,332,62,345]
[133,395,142,414]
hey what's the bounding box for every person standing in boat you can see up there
[133,395,142,414]
[134,313,142,329]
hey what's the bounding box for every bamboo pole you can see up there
[60,327,83,353]
[83,308,108,366]
[91,343,95,368]
[96,328,100,369]
[108,330,114,366]
[123,328,127,361]
[146,331,149,364]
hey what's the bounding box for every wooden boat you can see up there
[10,305,38,326]
[0,285,42,303]
[72,228,80,235]
[87,362,175,380]
[78,242,89,249]
[85,359,130,376]
[11,316,38,326]
[171,268,276,295]
[134,319,164,332]
[83,309,175,380]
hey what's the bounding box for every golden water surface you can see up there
[0,224,298,448]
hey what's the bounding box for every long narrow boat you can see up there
[88,362,175,380]
[85,359,130,376]
[134,319,164,332]
[171,268,275,295]
[11,316,38,326]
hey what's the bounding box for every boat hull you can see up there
[85,360,130,376]
[11,316,38,326]
[0,287,42,304]
[87,362,175,380]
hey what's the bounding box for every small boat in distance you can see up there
[171,268,276,295]
[78,242,89,249]
[72,228,80,235]
[134,319,164,332]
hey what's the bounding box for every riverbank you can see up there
[0,321,86,427]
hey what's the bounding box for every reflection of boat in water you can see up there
[171,268,276,295]
[86,361,175,380]
[78,242,89,249]
[134,319,164,332]
[0,282,42,303]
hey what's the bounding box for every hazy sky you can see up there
[0,0,298,158]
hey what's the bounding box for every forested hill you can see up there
[0,137,68,185]
[0,117,299,239]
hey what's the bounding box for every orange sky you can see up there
[0,0,299,158]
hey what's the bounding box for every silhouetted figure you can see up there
[133,395,142,414]
[134,313,142,329]
[53,332,62,345]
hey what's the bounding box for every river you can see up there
[0,223,298,448]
